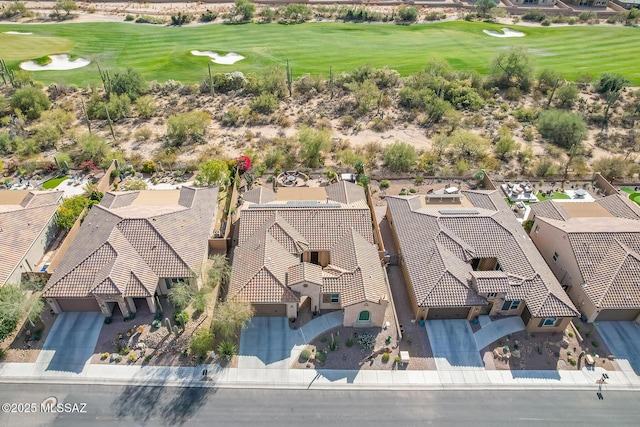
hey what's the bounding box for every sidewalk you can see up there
[2,358,640,391]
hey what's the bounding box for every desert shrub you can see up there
[173,310,189,326]
[281,4,312,23]
[298,125,331,168]
[339,115,356,129]
[569,358,577,366]
[128,352,138,362]
[167,111,211,146]
[135,95,157,118]
[514,106,538,123]
[578,11,597,23]
[10,87,50,120]
[135,15,165,24]
[555,84,579,109]
[315,350,327,364]
[521,9,547,22]
[299,349,311,362]
[396,6,419,22]
[379,180,390,189]
[537,110,587,148]
[55,195,89,230]
[221,107,242,127]
[250,93,279,114]
[0,1,32,19]
[384,141,417,172]
[124,14,134,21]
[541,18,551,26]
[338,7,389,22]
[217,340,238,360]
[141,160,156,174]
[170,12,193,26]
[200,9,217,22]
[592,156,633,180]
[382,352,390,363]
[294,74,326,96]
[134,127,153,141]
[110,68,147,100]
[504,87,522,102]
[190,328,214,357]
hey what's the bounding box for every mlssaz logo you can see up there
[40,396,88,413]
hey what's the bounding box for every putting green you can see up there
[0,21,639,85]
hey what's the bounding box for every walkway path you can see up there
[473,316,526,350]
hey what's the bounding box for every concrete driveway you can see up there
[32,312,104,375]
[238,312,343,369]
[597,321,640,375]
[426,320,483,370]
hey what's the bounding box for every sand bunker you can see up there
[483,28,525,38]
[3,31,33,35]
[191,50,245,65]
[20,54,90,71]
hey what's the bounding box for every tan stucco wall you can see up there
[290,282,321,313]
[526,317,571,333]
[530,218,589,316]
[343,300,387,327]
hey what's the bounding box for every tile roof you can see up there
[387,191,578,317]
[0,190,63,285]
[530,201,570,222]
[325,181,367,205]
[242,186,277,204]
[44,187,218,298]
[551,227,640,310]
[596,194,640,220]
[229,184,386,308]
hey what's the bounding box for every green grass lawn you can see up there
[629,192,640,206]
[621,187,634,194]
[536,191,572,201]
[0,21,639,85]
[42,176,68,189]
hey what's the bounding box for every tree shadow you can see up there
[160,385,216,426]
[111,377,217,425]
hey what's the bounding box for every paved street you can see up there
[1,384,638,426]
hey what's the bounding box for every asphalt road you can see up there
[0,384,639,426]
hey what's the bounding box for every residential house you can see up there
[0,190,63,286]
[386,189,578,333]
[529,194,640,322]
[228,182,389,327]
[509,0,557,7]
[43,187,218,317]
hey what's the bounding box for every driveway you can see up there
[597,321,640,375]
[238,312,343,369]
[474,316,525,350]
[32,312,104,375]
[425,320,483,370]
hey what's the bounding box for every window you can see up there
[330,293,339,303]
[359,310,370,321]
[553,252,559,262]
[541,317,557,327]
[501,300,520,311]
[534,225,539,235]
[487,292,497,298]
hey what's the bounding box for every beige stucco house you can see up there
[43,186,218,317]
[386,189,578,333]
[0,190,63,286]
[228,182,389,327]
[529,194,640,322]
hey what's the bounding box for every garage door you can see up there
[596,309,640,321]
[427,306,470,320]
[253,303,286,317]
[56,298,100,312]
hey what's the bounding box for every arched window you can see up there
[358,310,370,321]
